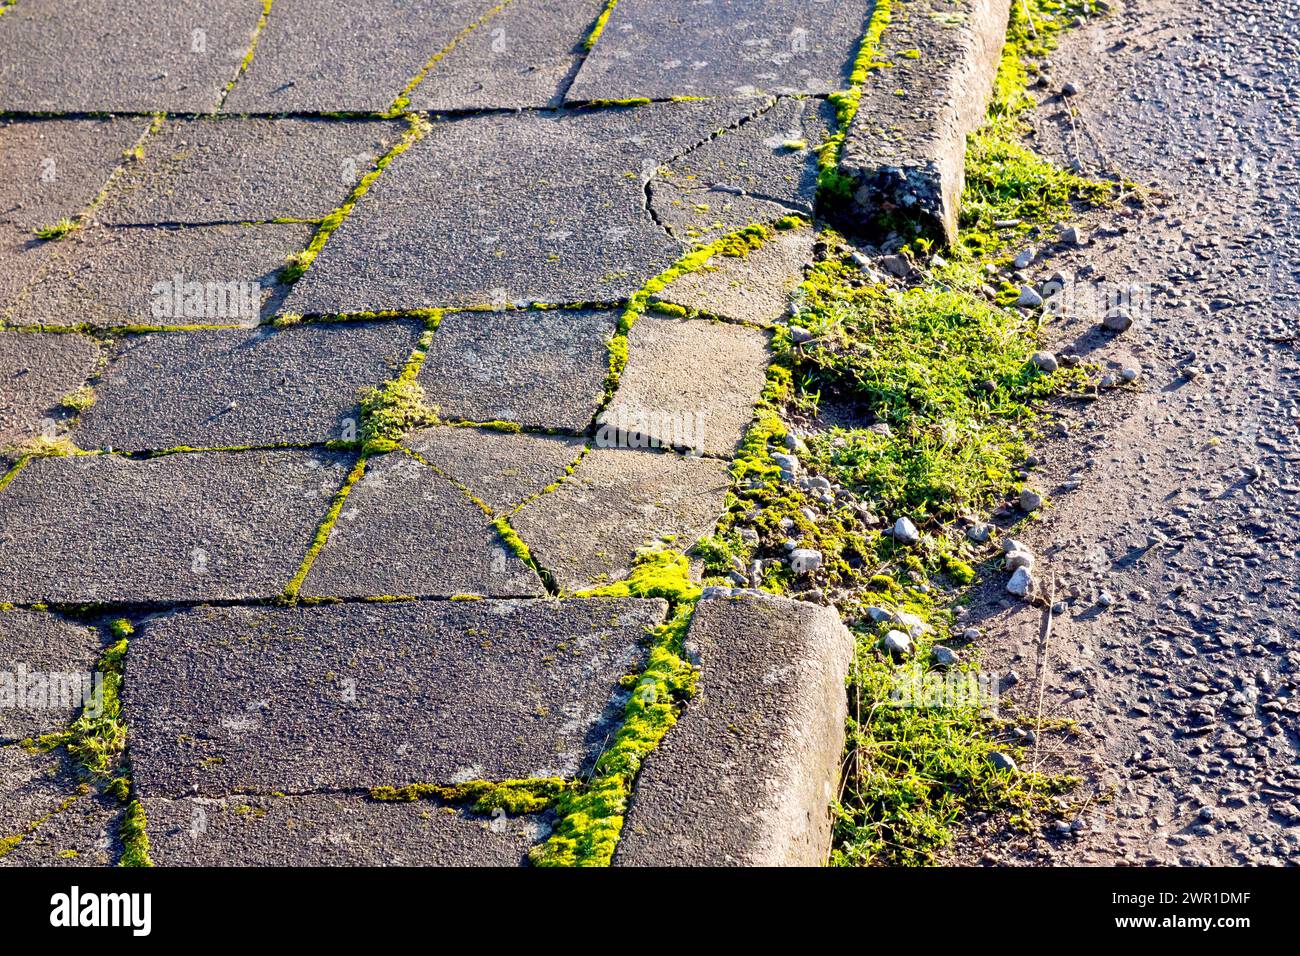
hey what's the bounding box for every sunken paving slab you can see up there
[652,225,815,326]
[512,447,731,591]
[565,0,870,101]
[654,97,835,218]
[599,316,771,456]
[405,426,585,513]
[14,224,314,329]
[221,0,500,113]
[144,794,547,867]
[299,451,544,599]
[0,118,149,231]
[101,118,404,226]
[0,331,101,450]
[283,101,757,313]
[615,593,853,866]
[407,0,607,111]
[840,0,1012,242]
[0,0,265,113]
[415,309,616,431]
[0,609,104,743]
[126,598,668,795]
[0,450,352,604]
[74,321,423,452]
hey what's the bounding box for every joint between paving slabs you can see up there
[216,0,276,112]
[387,0,516,114]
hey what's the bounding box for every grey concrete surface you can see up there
[0,331,101,450]
[0,609,104,743]
[126,598,667,795]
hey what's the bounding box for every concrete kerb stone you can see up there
[615,592,852,866]
[838,0,1012,243]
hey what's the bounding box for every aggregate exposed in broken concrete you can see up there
[126,598,667,795]
[0,450,351,604]
[414,309,616,431]
[74,321,422,451]
[651,225,815,326]
[12,223,314,328]
[298,450,544,599]
[0,330,101,449]
[839,0,1012,242]
[511,447,732,591]
[0,117,151,230]
[283,100,757,313]
[615,593,853,866]
[405,426,585,513]
[0,609,104,743]
[406,0,607,111]
[599,315,771,456]
[220,0,500,113]
[143,793,548,867]
[0,0,265,113]
[101,118,404,226]
[565,0,871,101]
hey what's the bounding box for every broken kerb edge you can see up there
[839,0,1013,244]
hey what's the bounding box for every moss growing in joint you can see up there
[283,455,369,600]
[119,799,153,867]
[59,385,95,414]
[33,218,79,241]
[583,0,619,51]
[491,515,558,594]
[370,778,573,815]
[388,2,512,113]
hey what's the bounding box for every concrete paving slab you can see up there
[0,450,352,604]
[101,118,403,226]
[0,224,59,316]
[222,0,499,113]
[656,97,835,216]
[650,178,805,244]
[565,0,870,101]
[144,794,548,866]
[0,790,119,867]
[512,448,731,591]
[615,593,852,866]
[652,225,815,326]
[0,609,104,743]
[0,118,148,231]
[405,426,585,513]
[283,102,756,312]
[74,321,422,452]
[415,309,616,431]
[14,224,314,328]
[299,451,544,599]
[0,0,265,113]
[599,316,770,455]
[408,0,606,110]
[839,0,1011,242]
[126,598,667,795]
[0,331,101,451]
[0,745,82,852]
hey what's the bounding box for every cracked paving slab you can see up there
[12,223,314,328]
[564,0,870,101]
[100,118,404,226]
[511,447,732,591]
[599,316,771,456]
[0,0,266,113]
[407,0,608,110]
[221,0,501,113]
[651,224,815,326]
[143,794,548,866]
[0,118,151,231]
[125,598,668,795]
[405,426,585,513]
[414,309,616,431]
[0,609,104,743]
[73,321,423,452]
[282,100,756,312]
[0,331,101,451]
[0,450,353,604]
[298,450,544,599]
[0,225,60,316]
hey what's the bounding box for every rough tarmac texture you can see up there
[0,610,104,743]
[144,794,549,866]
[0,331,101,449]
[126,598,666,795]
[74,321,421,451]
[616,594,852,866]
[0,450,351,604]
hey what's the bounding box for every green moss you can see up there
[219,0,274,106]
[491,516,557,594]
[33,218,78,240]
[583,0,619,51]
[59,385,95,414]
[119,800,153,868]
[283,456,370,600]
[370,778,573,815]
[27,636,129,780]
[389,2,511,112]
